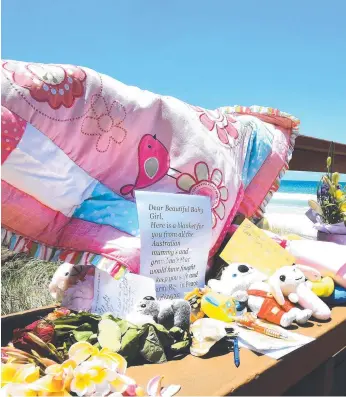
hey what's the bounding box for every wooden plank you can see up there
[1,305,345,396]
[125,307,346,396]
[1,305,58,346]
[290,135,346,173]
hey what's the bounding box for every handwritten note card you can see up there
[220,219,295,276]
[136,191,212,299]
[91,269,156,318]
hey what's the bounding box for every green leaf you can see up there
[139,325,168,364]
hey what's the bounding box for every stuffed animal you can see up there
[269,264,331,320]
[49,263,93,301]
[311,277,346,306]
[323,285,346,306]
[126,296,191,331]
[311,276,335,298]
[285,240,346,289]
[247,280,312,327]
[207,262,267,302]
[200,291,246,322]
[184,288,206,323]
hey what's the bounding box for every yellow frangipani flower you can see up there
[1,363,40,387]
[110,374,136,393]
[68,342,99,364]
[1,384,40,397]
[70,370,94,396]
[69,359,115,396]
[94,348,127,374]
[45,359,77,375]
[43,359,76,392]
[31,374,65,394]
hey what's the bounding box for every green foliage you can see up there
[1,247,59,315]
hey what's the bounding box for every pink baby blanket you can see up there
[1,60,300,277]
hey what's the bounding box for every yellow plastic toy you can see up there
[200,291,237,323]
[184,288,206,323]
[311,276,334,298]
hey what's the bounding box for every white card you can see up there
[135,191,212,299]
[91,269,156,318]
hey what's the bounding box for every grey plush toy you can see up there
[127,296,191,331]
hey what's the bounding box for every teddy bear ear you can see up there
[143,296,155,301]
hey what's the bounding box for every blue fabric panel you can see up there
[73,182,140,237]
[242,125,273,188]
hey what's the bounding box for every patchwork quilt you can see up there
[1,60,300,277]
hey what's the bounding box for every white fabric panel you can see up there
[2,123,97,216]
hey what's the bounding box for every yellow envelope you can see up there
[220,219,295,276]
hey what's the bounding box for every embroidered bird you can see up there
[120,134,170,197]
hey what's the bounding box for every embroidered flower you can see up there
[176,162,228,228]
[3,61,86,109]
[192,106,238,145]
[81,94,127,152]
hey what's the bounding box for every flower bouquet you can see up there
[308,154,346,244]
[1,308,181,397]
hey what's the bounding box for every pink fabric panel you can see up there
[239,125,291,218]
[239,153,283,217]
[60,220,140,273]
[1,106,27,164]
[209,184,244,259]
[1,61,168,195]
[1,180,69,246]
[1,61,242,253]
[1,180,140,272]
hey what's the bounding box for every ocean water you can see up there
[268,180,346,215]
[266,180,345,238]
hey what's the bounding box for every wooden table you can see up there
[127,307,346,396]
[2,306,346,395]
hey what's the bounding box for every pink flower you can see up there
[3,61,86,109]
[192,106,238,145]
[146,376,181,397]
[81,95,127,152]
[176,162,228,228]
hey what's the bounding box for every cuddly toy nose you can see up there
[238,264,249,273]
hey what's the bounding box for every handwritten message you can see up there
[91,269,156,317]
[220,219,295,276]
[136,191,212,299]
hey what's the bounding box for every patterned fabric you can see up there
[1,60,300,277]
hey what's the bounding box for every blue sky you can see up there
[2,0,345,181]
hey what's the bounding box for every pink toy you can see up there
[269,264,331,321]
[286,240,346,289]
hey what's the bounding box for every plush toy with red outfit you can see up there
[208,262,312,327]
[247,279,312,327]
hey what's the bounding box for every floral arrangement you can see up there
[316,156,346,225]
[1,341,180,397]
[1,308,181,397]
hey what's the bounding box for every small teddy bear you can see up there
[49,263,92,301]
[126,296,191,331]
[207,262,267,302]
